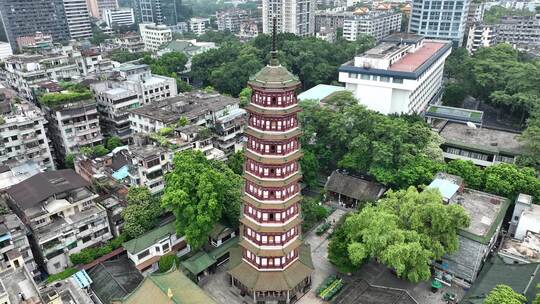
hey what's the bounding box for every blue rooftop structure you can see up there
[428,178,460,201]
[112,165,129,180]
[73,270,93,289]
[297,84,346,101]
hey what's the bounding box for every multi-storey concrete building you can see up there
[43,99,104,162]
[15,32,54,52]
[189,18,210,36]
[132,0,184,26]
[228,40,314,303]
[103,8,136,27]
[214,108,247,155]
[428,173,510,286]
[6,170,113,275]
[497,14,540,48]
[115,33,146,53]
[0,42,12,61]
[139,23,173,51]
[63,0,93,39]
[0,86,55,171]
[3,54,80,100]
[466,22,497,53]
[343,11,402,42]
[339,34,452,115]
[467,2,485,24]
[114,63,177,105]
[0,263,42,304]
[263,0,316,36]
[0,0,70,51]
[315,10,352,32]
[91,81,140,141]
[0,213,39,278]
[216,9,250,33]
[409,0,471,46]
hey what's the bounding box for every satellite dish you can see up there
[466,121,477,129]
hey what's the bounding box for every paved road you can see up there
[298,209,348,304]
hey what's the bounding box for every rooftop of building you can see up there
[339,33,451,79]
[123,219,176,255]
[112,267,216,304]
[439,122,524,155]
[0,266,41,304]
[297,84,347,101]
[128,91,238,124]
[325,170,387,202]
[6,169,91,214]
[128,144,167,161]
[40,275,94,304]
[428,172,510,244]
[461,256,540,304]
[500,231,540,263]
[0,161,43,191]
[34,203,104,241]
[426,105,484,125]
[90,81,137,97]
[87,257,144,304]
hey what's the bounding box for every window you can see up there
[348,73,357,79]
[360,74,370,80]
[137,249,150,260]
[82,235,92,243]
[392,78,403,84]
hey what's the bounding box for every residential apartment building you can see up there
[214,108,247,155]
[508,194,539,240]
[0,264,42,304]
[428,173,511,286]
[262,0,316,36]
[114,63,177,105]
[123,219,190,274]
[339,34,452,115]
[43,100,104,162]
[91,81,140,141]
[315,10,352,32]
[63,0,93,39]
[0,213,39,278]
[0,86,55,171]
[0,42,11,61]
[15,32,54,52]
[466,23,497,54]
[6,170,113,275]
[103,8,136,27]
[497,14,540,48]
[409,0,471,46]
[132,0,184,26]
[343,11,402,42]
[189,18,210,36]
[216,9,250,33]
[0,0,70,51]
[139,23,173,51]
[467,2,485,24]
[438,122,525,167]
[115,33,146,53]
[3,53,80,100]
[79,48,114,76]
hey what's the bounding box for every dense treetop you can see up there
[190,33,375,96]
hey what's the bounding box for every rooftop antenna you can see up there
[270,16,279,66]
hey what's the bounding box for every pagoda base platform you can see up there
[228,245,314,304]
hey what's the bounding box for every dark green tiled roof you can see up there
[123,221,176,254]
[249,64,300,89]
[461,256,540,303]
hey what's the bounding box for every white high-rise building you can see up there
[466,23,497,54]
[339,34,452,115]
[409,0,470,47]
[103,8,135,27]
[63,0,93,39]
[139,23,173,51]
[343,11,402,42]
[262,0,316,36]
[189,18,210,36]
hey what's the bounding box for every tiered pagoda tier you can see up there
[228,47,313,303]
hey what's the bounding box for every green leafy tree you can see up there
[300,150,320,189]
[328,214,356,273]
[122,187,162,239]
[157,254,179,273]
[106,137,123,150]
[342,187,469,282]
[161,150,242,250]
[64,153,75,169]
[177,116,189,127]
[226,150,244,175]
[446,159,484,189]
[394,156,446,189]
[442,83,467,107]
[483,163,540,201]
[519,112,540,169]
[484,285,527,304]
[301,198,328,230]
[239,87,252,107]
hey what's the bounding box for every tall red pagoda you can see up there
[228,19,314,304]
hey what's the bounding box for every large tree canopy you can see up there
[191,33,375,96]
[339,187,470,282]
[484,285,527,304]
[161,150,242,250]
[122,186,162,239]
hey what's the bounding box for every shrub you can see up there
[46,268,78,283]
[158,254,179,273]
[69,235,125,265]
[39,90,92,107]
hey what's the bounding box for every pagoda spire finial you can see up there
[270,16,279,66]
